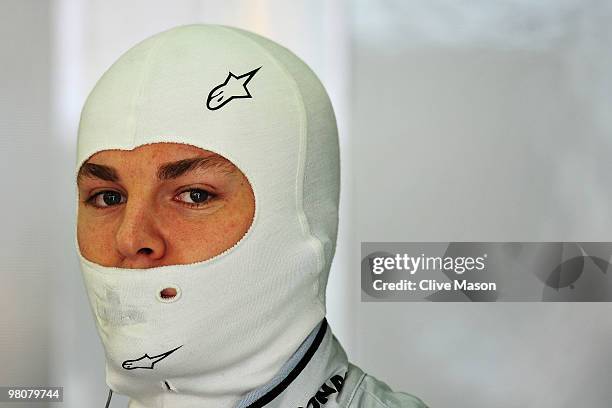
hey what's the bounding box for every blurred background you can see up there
[2,0,612,407]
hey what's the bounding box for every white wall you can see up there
[0,1,52,404]
[350,1,612,406]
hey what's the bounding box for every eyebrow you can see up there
[77,156,236,185]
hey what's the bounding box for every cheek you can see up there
[77,206,119,261]
[164,201,254,262]
[168,212,248,252]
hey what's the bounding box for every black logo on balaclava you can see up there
[206,67,262,110]
[122,345,183,370]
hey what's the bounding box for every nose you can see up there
[115,198,166,268]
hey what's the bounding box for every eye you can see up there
[175,188,216,207]
[86,190,125,208]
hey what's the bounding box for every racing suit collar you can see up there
[235,318,349,408]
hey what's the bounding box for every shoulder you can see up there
[339,363,429,408]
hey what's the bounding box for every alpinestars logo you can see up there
[206,66,262,110]
[299,372,346,408]
[122,345,183,370]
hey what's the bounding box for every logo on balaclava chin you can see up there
[122,345,183,370]
[206,66,262,111]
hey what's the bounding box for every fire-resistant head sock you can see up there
[75,24,339,407]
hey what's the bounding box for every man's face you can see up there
[76,142,255,270]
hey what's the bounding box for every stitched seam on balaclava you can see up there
[130,32,171,149]
[216,25,326,312]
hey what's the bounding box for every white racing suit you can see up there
[231,319,429,408]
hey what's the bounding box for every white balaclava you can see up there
[75,24,339,407]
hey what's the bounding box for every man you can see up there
[75,23,428,408]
